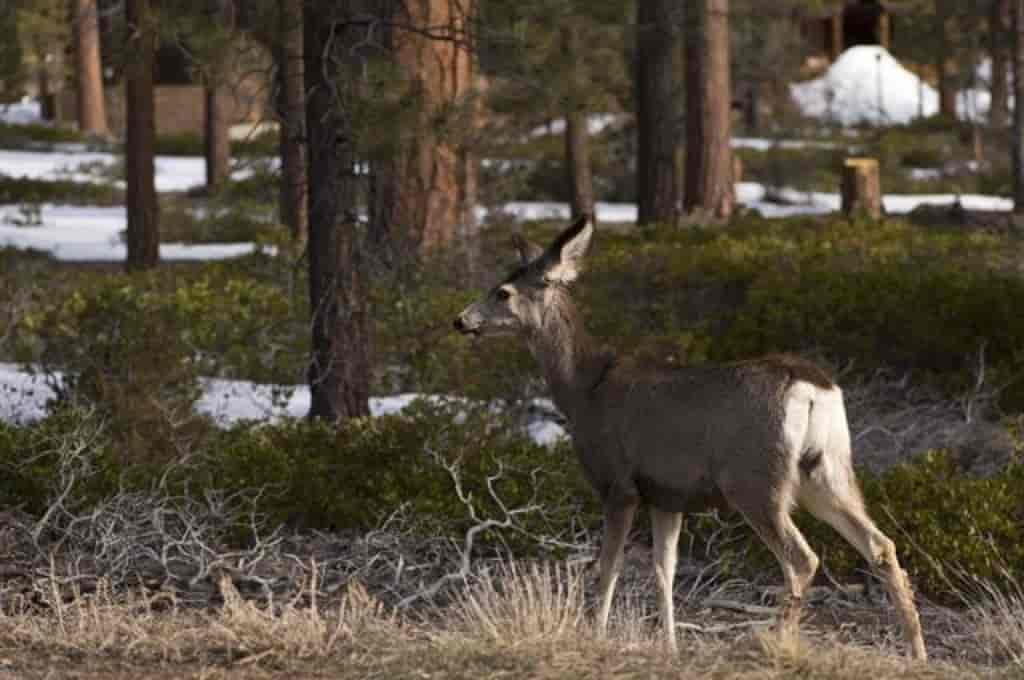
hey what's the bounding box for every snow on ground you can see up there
[731,137,838,151]
[0,364,569,446]
[791,45,993,125]
[0,149,265,193]
[0,204,268,262]
[482,182,1013,224]
[529,113,620,138]
[0,97,43,125]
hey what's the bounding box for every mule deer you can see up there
[454,215,927,659]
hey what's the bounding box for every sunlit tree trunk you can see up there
[74,0,108,138]
[635,0,680,226]
[125,0,158,270]
[684,0,734,220]
[373,0,476,258]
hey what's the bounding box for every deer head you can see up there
[454,215,593,337]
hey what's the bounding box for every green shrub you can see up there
[203,401,591,533]
[0,121,86,149]
[0,175,122,205]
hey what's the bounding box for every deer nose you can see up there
[453,316,466,332]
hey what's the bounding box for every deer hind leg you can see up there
[650,508,683,652]
[732,496,819,646]
[595,499,638,637]
[799,480,927,661]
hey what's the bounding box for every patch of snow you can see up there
[0,364,56,424]
[907,167,942,181]
[480,202,638,223]
[791,46,938,126]
[0,97,43,125]
[527,419,567,446]
[732,137,837,151]
[0,203,271,262]
[480,183,1013,224]
[0,365,567,448]
[0,149,267,193]
[529,114,620,138]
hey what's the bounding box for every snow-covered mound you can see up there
[0,97,43,125]
[791,46,937,125]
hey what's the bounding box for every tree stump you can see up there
[841,158,882,219]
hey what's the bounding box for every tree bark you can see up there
[304,1,372,421]
[125,0,158,270]
[373,0,476,258]
[635,0,680,226]
[991,0,1011,128]
[276,0,307,243]
[561,21,593,220]
[1013,0,1024,212]
[841,158,882,220]
[74,0,109,138]
[936,10,957,119]
[204,87,231,189]
[204,0,234,190]
[684,0,734,220]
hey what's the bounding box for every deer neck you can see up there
[527,292,612,421]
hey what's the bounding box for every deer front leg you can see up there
[595,498,638,637]
[650,508,683,652]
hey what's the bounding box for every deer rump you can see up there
[581,356,853,516]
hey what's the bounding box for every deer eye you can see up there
[496,288,512,301]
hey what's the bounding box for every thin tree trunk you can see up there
[991,0,1011,128]
[204,0,234,190]
[125,0,158,270]
[204,87,231,189]
[277,0,307,243]
[684,0,734,220]
[635,0,680,226]
[561,21,593,219]
[304,1,372,421]
[937,11,957,119]
[74,0,108,137]
[1013,0,1024,212]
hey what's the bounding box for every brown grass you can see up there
[0,560,1015,679]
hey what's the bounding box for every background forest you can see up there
[1,1,1024,678]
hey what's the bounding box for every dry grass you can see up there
[1,559,1015,679]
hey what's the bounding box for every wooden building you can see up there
[800,0,910,62]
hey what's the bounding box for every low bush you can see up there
[0,175,122,204]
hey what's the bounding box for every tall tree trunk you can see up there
[1013,0,1024,212]
[276,0,307,243]
[635,0,681,226]
[304,1,372,421]
[74,0,108,137]
[561,21,593,219]
[684,0,734,219]
[125,0,158,270]
[937,10,958,119]
[373,0,476,258]
[991,0,1011,128]
[204,0,234,190]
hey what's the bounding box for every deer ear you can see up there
[544,214,593,284]
[512,233,545,265]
